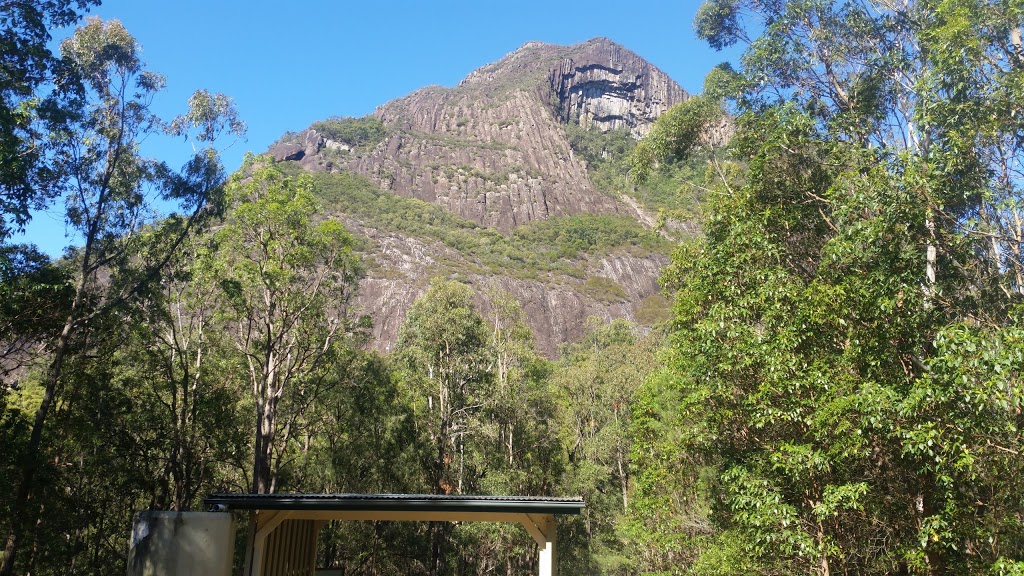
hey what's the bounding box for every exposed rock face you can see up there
[269,37,703,357]
[703,114,736,148]
[361,86,620,233]
[285,37,691,233]
[549,38,688,138]
[268,142,305,162]
[347,217,670,357]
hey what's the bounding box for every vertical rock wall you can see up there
[549,38,689,138]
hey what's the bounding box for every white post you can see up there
[539,538,556,576]
[530,514,557,576]
[251,533,266,576]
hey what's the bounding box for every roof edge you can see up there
[205,493,585,516]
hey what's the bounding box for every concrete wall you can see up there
[127,511,234,576]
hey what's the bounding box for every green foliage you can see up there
[630,96,725,185]
[693,0,743,50]
[310,115,387,149]
[0,0,99,240]
[169,89,246,145]
[303,165,670,280]
[553,320,663,576]
[631,1,1024,573]
[0,245,72,350]
[625,95,745,238]
[625,367,713,575]
[512,213,668,258]
[0,10,694,576]
[702,62,743,102]
[566,122,714,222]
[394,279,497,573]
[686,531,761,576]
[396,279,491,495]
[634,294,672,326]
[1,16,243,575]
[566,124,636,168]
[469,290,564,573]
[581,276,628,303]
[212,155,362,494]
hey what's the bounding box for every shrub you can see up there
[310,116,387,149]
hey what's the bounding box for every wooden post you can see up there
[246,510,292,576]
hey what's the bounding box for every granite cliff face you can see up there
[348,220,671,357]
[273,38,690,232]
[548,39,687,138]
[269,38,701,357]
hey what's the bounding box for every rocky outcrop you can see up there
[703,114,735,148]
[347,218,670,358]
[549,38,688,138]
[268,130,328,162]
[268,142,305,162]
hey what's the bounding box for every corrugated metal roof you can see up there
[204,493,585,515]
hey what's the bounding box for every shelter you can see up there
[205,493,585,576]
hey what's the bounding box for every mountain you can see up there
[267,37,707,357]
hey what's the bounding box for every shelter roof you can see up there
[205,493,585,516]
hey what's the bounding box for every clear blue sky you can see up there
[15,0,742,255]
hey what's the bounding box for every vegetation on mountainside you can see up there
[289,164,670,281]
[310,116,388,149]
[565,123,717,224]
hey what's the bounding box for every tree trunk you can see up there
[253,401,276,494]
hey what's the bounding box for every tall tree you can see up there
[482,289,549,472]
[553,319,660,576]
[633,0,1024,573]
[126,232,249,510]
[396,278,492,497]
[210,155,361,494]
[0,17,243,574]
[462,290,562,575]
[395,278,491,576]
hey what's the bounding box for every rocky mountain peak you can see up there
[270,38,695,234]
[549,38,689,138]
[265,38,705,356]
[454,37,689,139]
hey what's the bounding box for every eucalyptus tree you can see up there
[129,232,249,510]
[396,278,492,496]
[552,320,660,576]
[210,156,361,495]
[395,278,492,575]
[464,290,562,575]
[631,1,1024,573]
[481,289,553,476]
[0,2,93,542]
[0,17,243,574]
